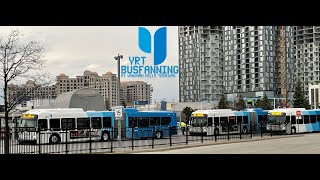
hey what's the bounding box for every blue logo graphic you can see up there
[138,27,167,65]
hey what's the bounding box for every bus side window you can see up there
[291,116,296,124]
[61,118,76,130]
[91,117,102,129]
[208,117,213,126]
[150,117,160,126]
[310,115,316,124]
[38,119,48,130]
[129,117,137,128]
[303,115,310,124]
[161,117,171,126]
[77,118,90,129]
[50,118,61,131]
[236,116,243,124]
[243,116,249,124]
[102,117,112,128]
[214,117,219,126]
[138,117,149,127]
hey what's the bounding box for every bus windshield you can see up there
[191,117,207,127]
[18,114,38,128]
[268,115,286,124]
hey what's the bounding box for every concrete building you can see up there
[120,81,152,106]
[178,26,224,102]
[54,88,106,111]
[7,80,57,106]
[224,26,295,106]
[309,84,320,109]
[294,26,320,98]
[56,70,118,107]
[8,71,153,109]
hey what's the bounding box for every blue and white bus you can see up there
[17,108,115,144]
[189,108,268,136]
[266,108,312,134]
[123,108,177,139]
[189,109,246,135]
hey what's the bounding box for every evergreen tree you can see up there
[293,80,311,109]
[254,99,262,108]
[236,95,246,111]
[218,95,229,109]
[182,106,194,122]
[261,95,273,110]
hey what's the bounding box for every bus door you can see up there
[228,116,238,133]
[220,117,228,134]
[249,112,257,131]
[207,117,214,135]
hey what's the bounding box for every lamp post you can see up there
[114,54,123,146]
[114,54,123,106]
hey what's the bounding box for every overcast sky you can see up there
[0,26,179,102]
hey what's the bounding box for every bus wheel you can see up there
[242,127,248,134]
[214,129,219,135]
[291,127,296,134]
[101,132,109,141]
[155,131,162,139]
[49,134,60,144]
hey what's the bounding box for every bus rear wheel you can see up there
[49,134,60,144]
[101,132,109,141]
[155,131,162,139]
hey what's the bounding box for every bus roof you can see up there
[25,108,85,114]
[192,109,234,116]
[268,108,306,115]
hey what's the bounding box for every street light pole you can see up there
[114,54,123,146]
[114,54,123,106]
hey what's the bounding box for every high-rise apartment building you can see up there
[120,81,152,106]
[224,26,295,104]
[179,26,224,102]
[294,26,320,97]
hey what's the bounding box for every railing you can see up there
[0,123,294,154]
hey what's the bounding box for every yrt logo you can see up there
[138,27,167,65]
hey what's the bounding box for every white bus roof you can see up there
[268,108,306,114]
[23,108,87,119]
[192,109,234,117]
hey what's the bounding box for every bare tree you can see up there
[0,30,51,154]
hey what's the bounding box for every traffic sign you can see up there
[296,110,301,116]
[115,108,123,119]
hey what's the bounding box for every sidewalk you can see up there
[103,134,304,154]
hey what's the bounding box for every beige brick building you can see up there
[8,71,152,108]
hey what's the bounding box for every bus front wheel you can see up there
[155,131,162,139]
[291,127,296,134]
[49,134,61,144]
[101,132,109,141]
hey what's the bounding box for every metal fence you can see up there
[0,123,293,154]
